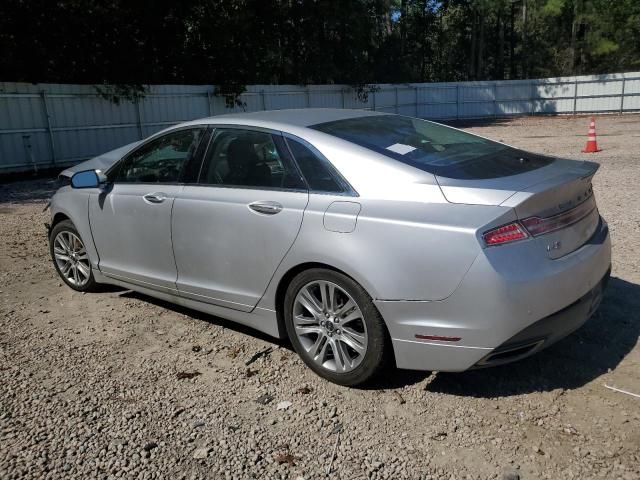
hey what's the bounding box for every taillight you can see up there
[520,199,596,237]
[483,222,529,246]
[483,197,597,246]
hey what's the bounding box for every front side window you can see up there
[198,128,305,189]
[114,128,204,183]
[312,115,554,180]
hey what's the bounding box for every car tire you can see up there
[49,219,98,292]
[284,268,391,387]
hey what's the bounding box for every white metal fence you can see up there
[1,71,639,174]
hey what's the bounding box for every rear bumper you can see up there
[377,217,611,371]
[473,268,609,368]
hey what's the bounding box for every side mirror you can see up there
[71,169,107,189]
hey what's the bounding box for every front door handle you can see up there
[143,192,167,204]
[249,201,283,215]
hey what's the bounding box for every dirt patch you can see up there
[1,114,639,479]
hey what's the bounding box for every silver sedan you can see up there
[48,109,611,386]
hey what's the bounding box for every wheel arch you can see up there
[273,262,394,359]
[51,212,71,229]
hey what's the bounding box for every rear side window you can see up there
[198,129,305,190]
[312,115,554,180]
[286,138,343,193]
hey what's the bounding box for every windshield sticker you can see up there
[386,143,417,155]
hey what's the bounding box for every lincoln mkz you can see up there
[48,109,611,386]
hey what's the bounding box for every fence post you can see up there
[414,86,419,117]
[259,90,266,110]
[395,87,399,113]
[530,80,535,116]
[134,98,143,139]
[306,86,311,108]
[492,83,498,117]
[40,91,56,166]
[372,88,376,111]
[572,78,578,115]
[22,135,38,174]
[456,85,460,120]
[206,91,213,116]
[620,77,626,114]
[341,88,346,109]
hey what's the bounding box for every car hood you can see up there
[59,141,141,178]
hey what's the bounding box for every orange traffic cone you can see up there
[582,117,601,153]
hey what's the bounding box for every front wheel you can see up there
[50,219,98,292]
[284,268,390,387]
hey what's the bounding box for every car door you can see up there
[88,126,206,292]
[172,127,309,312]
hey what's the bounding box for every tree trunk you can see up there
[400,0,407,56]
[469,7,477,79]
[509,1,516,79]
[497,12,504,80]
[522,0,528,78]
[477,14,484,78]
[571,0,580,74]
[420,0,428,80]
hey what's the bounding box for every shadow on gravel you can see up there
[115,277,638,394]
[0,177,59,203]
[425,277,640,397]
[118,290,289,348]
[120,290,432,389]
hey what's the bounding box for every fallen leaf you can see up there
[393,392,406,405]
[227,346,242,359]
[274,452,297,466]
[255,394,274,405]
[245,347,273,366]
[176,371,201,380]
[173,407,185,417]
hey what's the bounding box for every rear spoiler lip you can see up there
[580,160,600,178]
[500,160,599,209]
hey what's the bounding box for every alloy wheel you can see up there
[53,231,91,287]
[293,280,368,373]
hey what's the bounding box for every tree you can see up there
[1,0,638,99]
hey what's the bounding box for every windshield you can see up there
[311,115,554,179]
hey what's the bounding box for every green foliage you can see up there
[94,84,147,105]
[542,0,566,16]
[1,0,638,106]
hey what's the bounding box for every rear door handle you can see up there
[143,192,167,204]
[249,201,283,215]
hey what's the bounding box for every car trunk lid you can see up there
[437,159,600,259]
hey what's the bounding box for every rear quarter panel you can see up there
[260,189,513,307]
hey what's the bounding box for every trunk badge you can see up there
[547,241,562,252]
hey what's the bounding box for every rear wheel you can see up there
[284,268,390,387]
[50,220,97,292]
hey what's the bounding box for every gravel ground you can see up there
[1,114,639,480]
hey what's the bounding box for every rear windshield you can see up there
[311,115,554,179]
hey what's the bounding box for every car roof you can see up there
[195,108,387,131]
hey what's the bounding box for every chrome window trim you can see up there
[190,124,308,193]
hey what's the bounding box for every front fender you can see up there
[50,187,100,269]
